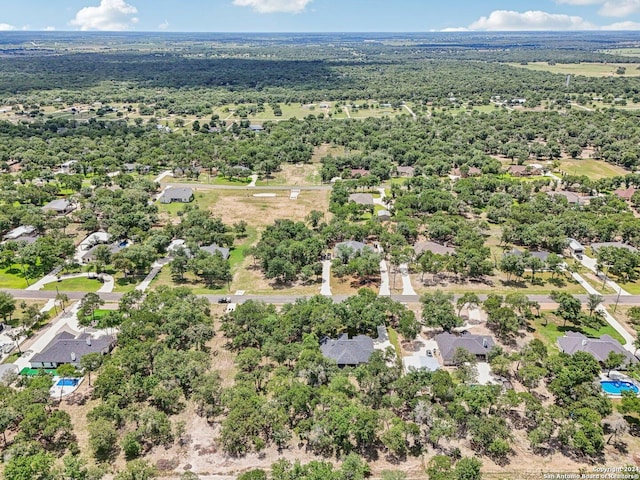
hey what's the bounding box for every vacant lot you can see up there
[510,62,640,77]
[558,158,629,179]
[42,277,102,292]
[256,163,322,186]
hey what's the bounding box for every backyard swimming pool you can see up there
[600,380,639,395]
[57,378,79,387]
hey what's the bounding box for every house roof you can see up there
[614,186,636,200]
[161,187,193,202]
[350,168,369,177]
[81,242,127,261]
[348,193,374,205]
[42,198,72,213]
[547,190,582,204]
[334,240,368,256]
[201,244,230,260]
[320,333,374,366]
[452,166,482,177]
[557,331,637,365]
[3,225,36,240]
[30,332,115,365]
[414,241,455,256]
[568,238,584,251]
[396,166,415,176]
[377,210,391,218]
[591,242,638,253]
[435,331,495,363]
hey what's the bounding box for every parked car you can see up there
[218,297,231,304]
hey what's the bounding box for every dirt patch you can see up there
[209,190,329,227]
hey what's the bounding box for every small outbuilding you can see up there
[567,238,584,256]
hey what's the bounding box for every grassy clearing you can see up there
[558,159,629,179]
[0,265,30,289]
[509,62,640,77]
[42,277,102,292]
[531,312,626,350]
[617,281,640,294]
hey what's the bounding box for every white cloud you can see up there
[468,10,596,30]
[44,26,56,31]
[70,0,138,31]
[158,20,169,30]
[556,0,640,17]
[447,9,640,31]
[0,23,16,31]
[233,0,313,14]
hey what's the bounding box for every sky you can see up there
[2,0,640,32]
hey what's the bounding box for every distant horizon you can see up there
[3,1,640,34]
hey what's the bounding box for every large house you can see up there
[201,244,230,260]
[30,331,116,369]
[557,332,637,367]
[160,187,194,204]
[333,240,370,259]
[320,326,389,367]
[414,241,455,257]
[590,242,638,254]
[2,225,39,244]
[435,331,496,366]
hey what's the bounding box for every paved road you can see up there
[164,181,331,191]
[5,288,640,307]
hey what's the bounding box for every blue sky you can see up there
[1,0,640,32]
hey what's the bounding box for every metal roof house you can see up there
[30,331,116,369]
[160,187,194,204]
[201,244,230,260]
[567,238,584,255]
[557,332,637,367]
[435,331,496,366]
[2,225,37,242]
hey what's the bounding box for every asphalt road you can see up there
[164,182,332,191]
[4,288,640,307]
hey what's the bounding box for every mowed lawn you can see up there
[558,159,629,179]
[0,265,30,289]
[509,62,640,77]
[532,313,626,350]
[42,277,102,292]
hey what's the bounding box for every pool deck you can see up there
[49,375,84,398]
[599,373,640,397]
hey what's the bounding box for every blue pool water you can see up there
[600,380,639,395]
[57,378,79,387]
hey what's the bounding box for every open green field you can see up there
[601,48,640,58]
[0,265,30,289]
[558,158,629,179]
[531,312,626,350]
[509,62,640,77]
[42,276,102,292]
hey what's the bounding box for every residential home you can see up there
[547,190,590,205]
[591,242,638,254]
[558,332,637,367]
[160,187,194,204]
[414,241,455,257]
[348,193,374,206]
[396,166,415,177]
[567,238,584,256]
[333,240,370,259]
[30,331,116,369]
[435,331,496,366]
[249,124,264,132]
[42,198,74,215]
[200,244,230,260]
[507,165,542,177]
[614,186,636,201]
[349,168,369,177]
[320,326,389,367]
[81,241,128,264]
[452,166,482,178]
[2,225,37,242]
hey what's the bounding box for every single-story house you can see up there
[396,166,415,177]
[173,166,201,178]
[42,198,74,215]
[547,190,589,205]
[568,238,584,256]
[81,241,128,264]
[123,163,151,174]
[349,168,369,177]
[2,225,37,242]
[435,331,496,366]
[160,187,194,204]
[201,244,230,260]
[452,166,482,178]
[591,242,638,254]
[249,124,264,132]
[403,355,441,374]
[508,165,542,177]
[333,240,370,259]
[377,210,391,222]
[30,331,116,369]
[614,186,636,201]
[321,326,388,367]
[557,332,637,367]
[414,241,455,257]
[348,193,374,206]
[504,248,550,262]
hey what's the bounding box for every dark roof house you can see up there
[396,166,415,177]
[558,332,636,367]
[160,187,194,204]
[30,331,116,368]
[591,242,638,254]
[435,331,496,365]
[320,328,390,367]
[333,240,370,258]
